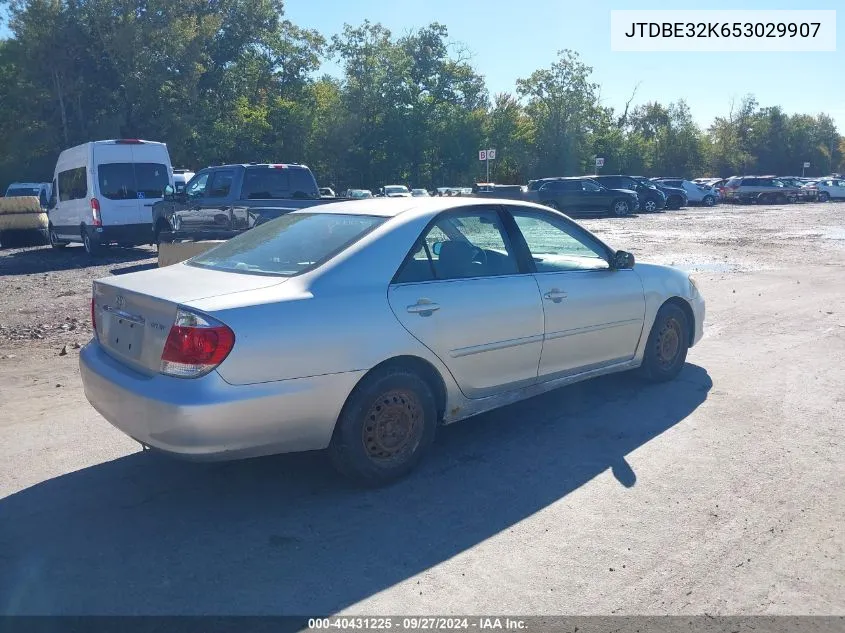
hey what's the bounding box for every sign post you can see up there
[802,161,810,177]
[479,148,497,183]
[595,157,605,173]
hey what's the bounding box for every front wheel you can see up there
[611,199,630,216]
[818,191,830,202]
[328,366,438,486]
[638,303,690,383]
[643,199,657,213]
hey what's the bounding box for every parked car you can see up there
[591,175,666,212]
[634,177,687,209]
[346,189,373,199]
[720,176,801,204]
[80,197,705,485]
[46,139,174,255]
[528,177,639,216]
[806,178,845,202]
[5,182,52,207]
[172,169,195,194]
[380,185,412,198]
[653,178,718,207]
[319,187,336,199]
[152,163,324,246]
[777,177,817,201]
[411,188,430,197]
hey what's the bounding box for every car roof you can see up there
[205,163,310,170]
[291,196,551,219]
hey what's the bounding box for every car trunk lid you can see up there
[92,264,284,375]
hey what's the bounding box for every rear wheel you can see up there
[643,199,657,213]
[611,199,630,216]
[702,195,715,207]
[818,191,830,202]
[82,227,101,256]
[638,303,689,383]
[328,366,438,486]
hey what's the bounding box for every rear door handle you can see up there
[407,301,440,316]
[544,289,568,303]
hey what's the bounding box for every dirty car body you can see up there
[80,198,705,481]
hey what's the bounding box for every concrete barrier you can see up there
[158,240,225,267]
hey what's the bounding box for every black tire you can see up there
[545,200,560,211]
[702,195,715,207]
[82,227,101,256]
[328,366,438,486]
[818,191,830,202]
[49,224,67,249]
[611,199,630,216]
[643,199,658,213]
[638,302,689,383]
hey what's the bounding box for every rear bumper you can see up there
[95,223,153,246]
[79,340,365,460]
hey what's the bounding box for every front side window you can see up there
[510,209,609,273]
[58,167,87,201]
[208,170,235,198]
[581,180,602,192]
[394,209,519,283]
[189,213,385,276]
[186,172,210,199]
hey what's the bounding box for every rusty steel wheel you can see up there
[361,388,424,462]
[655,317,682,369]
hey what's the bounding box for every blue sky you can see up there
[285,0,844,132]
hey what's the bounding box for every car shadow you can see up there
[0,365,711,614]
[0,246,156,276]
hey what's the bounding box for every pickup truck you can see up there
[152,163,342,245]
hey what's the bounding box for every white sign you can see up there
[595,157,605,168]
[803,162,811,168]
[479,150,487,161]
[487,149,496,160]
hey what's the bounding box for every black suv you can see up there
[591,175,666,212]
[633,176,687,209]
[527,177,639,216]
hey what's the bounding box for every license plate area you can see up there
[104,314,145,360]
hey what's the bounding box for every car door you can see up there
[173,171,211,230]
[388,206,545,399]
[198,168,237,230]
[505,205,646,379]
[580,179,610,213]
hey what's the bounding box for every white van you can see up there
[47,139,173,254]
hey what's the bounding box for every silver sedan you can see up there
[80,198,705,485]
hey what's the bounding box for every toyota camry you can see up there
[80,198,705,485]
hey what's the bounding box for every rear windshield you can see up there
[241,167,319,200]
[6,187,40,197]
[98,163,169,200]
[385,186,409,194]
[188,213,386,277]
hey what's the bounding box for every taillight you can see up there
[91,297,97,336]
[160,308,235,378]
[91,198,102,226]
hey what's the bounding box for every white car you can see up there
[411,188,430,197]
[810,178,845,202]
[654,179,718,207]
[80,197,705,484]
[47,139,174,254]
[382,185,412,198]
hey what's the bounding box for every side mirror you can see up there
[613,250,635,270]
[432,242,443,257]
[163,184,174,200]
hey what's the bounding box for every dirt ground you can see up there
[0,201,843,615]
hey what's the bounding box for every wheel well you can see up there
[664,297,696,346]
[359,356,448,422]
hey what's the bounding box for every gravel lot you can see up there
[0,202,843,615]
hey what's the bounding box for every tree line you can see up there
[1,0,843,192]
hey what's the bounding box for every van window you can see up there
[98,163,169,200]
[58,167,87,201]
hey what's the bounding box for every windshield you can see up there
[6,188,40,197]
[384,185,409,194]
[188,213,386,276]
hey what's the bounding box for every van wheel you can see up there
[82,228,101,256]
[49,224,67,249]
[328,366,438,486]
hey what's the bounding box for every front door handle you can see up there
[407,300,440,316]
[544,289,568,303]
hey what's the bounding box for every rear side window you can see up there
[189,213,385,276]
[241,168,318,200]
[58,167,87,201]
[98,163,169,200]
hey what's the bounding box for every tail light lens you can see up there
[160,308,235,378]
[91,198,102,226]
